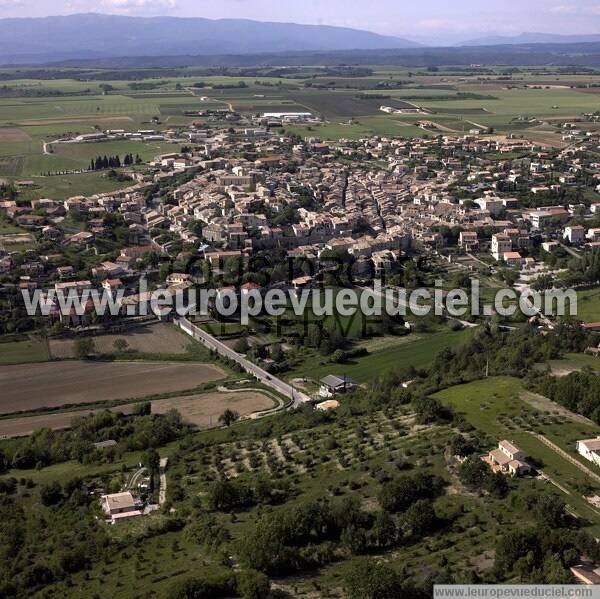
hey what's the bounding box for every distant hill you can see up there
[462,32,600,46]
[41,42,600,70]
[0,13,419,64]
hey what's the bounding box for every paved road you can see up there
[174,316,310,408]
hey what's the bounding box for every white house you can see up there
[576,439,600,467]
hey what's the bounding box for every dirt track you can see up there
[0,361,226,414]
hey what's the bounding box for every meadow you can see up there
[434,376,600,529]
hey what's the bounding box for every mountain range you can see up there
[0,13,419,64]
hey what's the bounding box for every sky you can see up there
[0,0,598,44]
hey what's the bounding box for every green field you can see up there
[575,287,600,324]
[0,68,598,196]
[288,327,472,383]
[434,377,600,529]
[0,337,50,365]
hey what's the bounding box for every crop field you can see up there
[0,389,276,438]
[0,361,226,414]
[49,323,195,358]
[147,390,277,428]
[0,67,597,195]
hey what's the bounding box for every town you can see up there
[0,9,600,599]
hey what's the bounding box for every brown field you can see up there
[0,390,276,437]
[16,115,134,126]
[0,410,112,438]
[0,361,226,414]
[0,127,31,141]
[148,390,277,428]
[49,323,191,358]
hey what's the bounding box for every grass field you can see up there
[434,377,600,528]
[575,287,600,324]
[288,327,472,383]
[0,337,50,365]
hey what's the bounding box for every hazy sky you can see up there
[0,0,598,43]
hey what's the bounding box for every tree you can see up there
[134,401,151,416]
[145,448,160,474]
[450,434,475,458]
[236,569,270,599]
[74,338,95,360]
[531,493,566,528]
[233,338,250,354]
[40,481,63,506]
[379,471,444,513]
[219,409,240,427]
[401,499,439,539]
[369,511,397,549]
[341,525,367,555]
[458,456,489,490]
[113,338,129,353]
[270,343,283,363]
[344,559,406,599]
[484,472,509,498]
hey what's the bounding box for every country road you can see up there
[174,316,310,408]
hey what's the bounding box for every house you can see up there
[459,231,479,251]
[564,225,586,245]
[503,251,523,267]
[587,228,600,243]
[291,275,314,290]
[485,440,531,476]
[576,438,600,466]
[542,241,560,252]
[319,375,357,398]
[491,234,512,261]
[166,272,193,286]
[101,491,143,524]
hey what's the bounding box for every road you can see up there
[126,467,146,490]
[174,316,310,408]
[559,243,583,261]
[158,457,168,505]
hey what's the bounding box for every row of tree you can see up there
[88,153,141,171]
